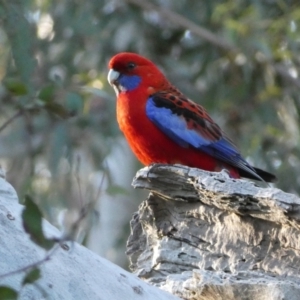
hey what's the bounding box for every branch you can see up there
[0,110,23,132]
[126,0,300,88]
[0,245,59,280]
[273,63,300,89]
[126,0,237,52]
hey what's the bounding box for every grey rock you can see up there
[0,175,179,300]
[129,164,300,300]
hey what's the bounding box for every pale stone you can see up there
[0,175,179,300]
[128,164,300,300]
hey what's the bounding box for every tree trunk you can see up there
[127,164,300,300]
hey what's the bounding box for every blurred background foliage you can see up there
[0,0,299,268]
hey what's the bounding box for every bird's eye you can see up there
[127,62,136,70]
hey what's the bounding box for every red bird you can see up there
[107,52,276,182]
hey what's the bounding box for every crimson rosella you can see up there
[107,52,276,182]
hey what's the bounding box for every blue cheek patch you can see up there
[118,75,141,91]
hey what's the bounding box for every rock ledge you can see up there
[128,164,300,300]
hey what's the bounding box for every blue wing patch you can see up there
[146,98,211,148]
[146,96,261,179]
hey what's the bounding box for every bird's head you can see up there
[107,52,166,96]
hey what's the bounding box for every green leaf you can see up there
[38,85,56,102]
[48,123,68,175]
[3,78,28,96]
[44,102,70,119]
[22,268,41,286]
[22,195,55,250]
[1,2,35,91]
[66,92,83,116]
[0,286,18,300]
[106,185,129,196]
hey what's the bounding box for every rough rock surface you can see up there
[128,164,300,300]
[0,173,179,300]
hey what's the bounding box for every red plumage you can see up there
[108,52,276,182]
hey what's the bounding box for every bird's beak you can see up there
[107,69,120,85]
